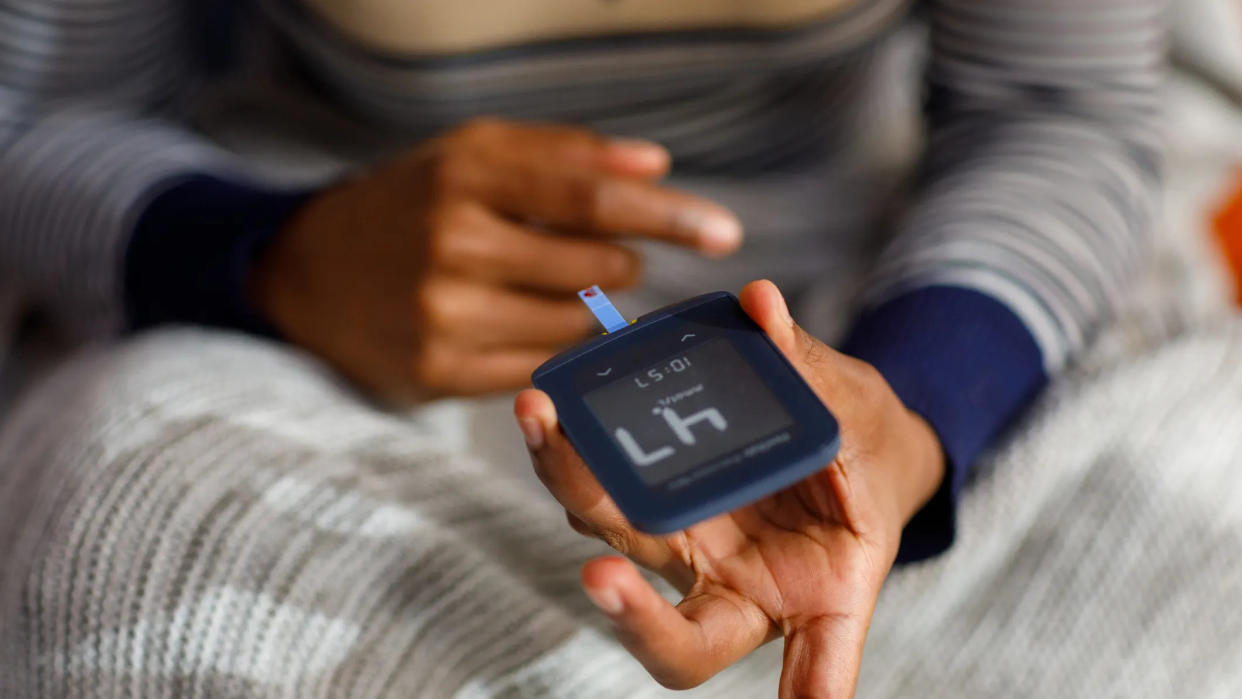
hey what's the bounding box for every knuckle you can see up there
[411,280,456,332]
[425,202,479,262]
[408,339,450,386]
[427,149,477,196]
[599,527,635,555]
[424,208,454,261]
[598,247,640,286]
[565,511,594,537]
[558,128,608,161]
[563,176,605,229]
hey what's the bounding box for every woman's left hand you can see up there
[514,280,945,698]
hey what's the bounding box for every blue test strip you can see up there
[578,285,629,333]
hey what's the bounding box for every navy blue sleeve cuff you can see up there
[839,286,1048,564]
[124,175,317,337]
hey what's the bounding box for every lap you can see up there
[0,330,734,698]
[864,323,1242,698]
[3,324,1240,697]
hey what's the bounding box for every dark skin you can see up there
[251,118,945,696]
[515,281,945,698]
[251,118,741,403]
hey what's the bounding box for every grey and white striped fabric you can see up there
[0,3,1180,695]
[0,317,1238,698]
[0,0,1165,374]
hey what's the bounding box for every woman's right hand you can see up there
[250,118,742,403]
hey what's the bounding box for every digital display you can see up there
[583,338,795,486]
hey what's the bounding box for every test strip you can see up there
[578,285,628,333]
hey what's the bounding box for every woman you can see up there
[0,1,1190,697]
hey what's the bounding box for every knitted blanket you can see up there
[0,322,1240,698]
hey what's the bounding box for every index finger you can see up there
[586,555,870,699]
[469,161,744,256]
[581,556,774,690]
[452,118,671,178]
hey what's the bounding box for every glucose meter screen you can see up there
[584,338,794,487]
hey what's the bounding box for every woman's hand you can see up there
[251,118,742,403]
[514,280,945,698]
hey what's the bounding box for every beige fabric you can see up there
[304,0,860,55]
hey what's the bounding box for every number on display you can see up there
[634,356,691,388]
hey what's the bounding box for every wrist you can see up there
[245,190,325,343]
[898,410,947,525]
[246,230,289,333]
[839,286,1048,563]
[125,175,313,336]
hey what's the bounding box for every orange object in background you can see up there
[1211,172,1242,306]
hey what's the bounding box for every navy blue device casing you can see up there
[532,292,841,534]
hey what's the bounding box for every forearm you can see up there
[125,175,318,336]
[843,0,1166,562]
[865,112,1163,370]
[0,0,269,337]
[875,0,1164,360]
[0,112,248,335]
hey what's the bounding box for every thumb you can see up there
[737,280,851,384]
[779,613,870,699]
[736,279,888,525]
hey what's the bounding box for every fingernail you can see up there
[584,585,624,615]
[698,213,743,256]
[518,417,544,450]
[606,139,669,171]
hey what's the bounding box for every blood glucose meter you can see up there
[532,286,841,534]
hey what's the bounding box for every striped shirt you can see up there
[0,0,1167,560]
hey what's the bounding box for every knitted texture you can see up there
[1,323,1240,698]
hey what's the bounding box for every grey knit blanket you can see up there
[1,321,1240,698]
